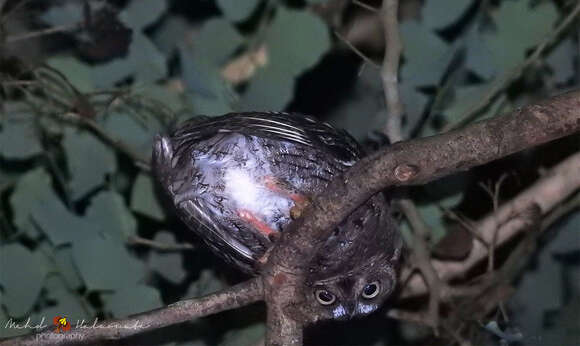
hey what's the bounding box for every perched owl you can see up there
[153,112,401,320]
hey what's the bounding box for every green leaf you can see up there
[53,246,85,290]
[131,174,166,221]
[120,0,167,30]
[238,64,295,111]
[185,269,224,298]
[400,21,451,87]
[147,232,186,284]
[546,38,576,85]
[509,212,575,334]
[179,19,242,112]
[101,111,161,160]
[400,82,429,136]
[103,285,162,317]
[36,274,91,324]
[189,93,234,116]
[40,3,83,29]
[195,19,244,64]
[266,8,330,77]
[29,193,90,245]
[484,0,558,72]
[152,16,190,55]
[72,232,146,291]
[0,111,43,160]
[465,28,496,80]
[137,84,185,113]
[416,204,447,243]
[217,0,260,22]
[180,44,234,114]
[327,67,384,141]
[441,84,490,122]
[47,56,94,93]
[62,127,117,200]
[422,0,473,29]
[91,58,133,89]
[131,33,169,84]
[86,190,137,242]
[9,168,51,238]
[10,168,88,243]
[440,83,507,126]
[0,244,49,317]
[91,33,167,87]
[219,322,266,346]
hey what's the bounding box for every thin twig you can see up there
[68,113,152,171]
[380,0,404,142]
[1,80,38,86]
[4,23,81,44]
[441,208,489,246]
[378,0,443,332]
[443,1,580,131]
[127,235,195,252]
[486,174,509,272]
[334,30,380,68]
[352,0,379,13]
[2,278,264,346]
[399,199,442,333]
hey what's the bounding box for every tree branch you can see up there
[1,278,263,346]
[262,90,580,343]
[267,90,580,275]
[380,0,404,142]
[402,150,580,298]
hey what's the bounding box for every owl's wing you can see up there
[153,112,363,273]
[171,112,362,164]
[153,135,257,272]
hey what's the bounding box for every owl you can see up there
[153,112,401,320]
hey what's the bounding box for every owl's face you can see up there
[304,253,399,321]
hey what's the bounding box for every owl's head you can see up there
[304,250,400,321]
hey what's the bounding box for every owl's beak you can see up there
[345,302,357,319]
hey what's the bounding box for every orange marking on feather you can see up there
[263,176,308,205]
[263,176,283,193]
[237,209,277,236]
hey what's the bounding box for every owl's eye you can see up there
[315,289,336,305]
[361,281,380,299]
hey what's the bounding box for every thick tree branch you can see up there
[262,90,580,344]
[1,278,263,346]
[266,90,580,275]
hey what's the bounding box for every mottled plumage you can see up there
[153,112,401,320]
